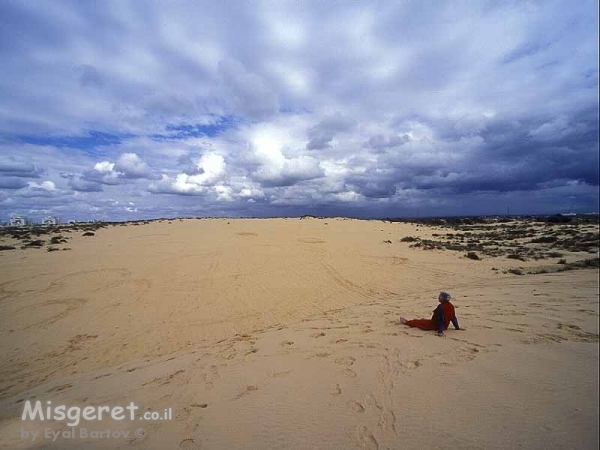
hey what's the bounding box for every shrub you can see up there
[546,214,572,224]
[82,232,95,237]
[0,245,16,251]
[49,236,68,245]
[508,268,524,275]
[466,252,480,260]
[530,236,557,243]
[22,240,44,248]
[400,236,419,242]
[557,259,567,264]
[582,258,599,268]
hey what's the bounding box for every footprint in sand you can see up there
[298,238,325,244]
[351,426,379,450]
[233,333,254,342]
[379,409,397,435]
[335,356,356,366]
[310,332,326,338]
[160,370,185,385]
[234,385,258,400]
[342,368,357,378]
[557,323,581,330]
[190,403,208,408]
[270,370,293,378]
[330,384,342,396]
[67,334,98,352]
[220,347,237,360]
[279,340,294,347]
[348,400,365,413]
[401,360,421,370]
[93,373,111,380]
[179,437,201,449]
[363,394,381,411]
[205,365,220,390]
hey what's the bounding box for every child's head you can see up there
[438,291,451,303]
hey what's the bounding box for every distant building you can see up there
[10,216,30,226]
[42,216,59,226]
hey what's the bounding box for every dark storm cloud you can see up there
[306,113,356,150]
[364,134,410,152]
[68,177,104,192]
[0,157,43,178]
[0,177,29,190]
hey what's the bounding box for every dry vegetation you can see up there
[0,217,186,252]
[394,214,599,275]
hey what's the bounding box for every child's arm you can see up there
[451,316,460,330]
[436,305,445,335]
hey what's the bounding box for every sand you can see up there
[0,218,598,449]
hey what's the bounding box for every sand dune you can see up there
[0,218,598,449]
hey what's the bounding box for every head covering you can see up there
[439,291,451,302]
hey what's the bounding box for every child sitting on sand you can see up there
[399,292,464,337]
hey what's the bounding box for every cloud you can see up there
[0,177,29,189]
[68,177,103,192]
[78,64,103,88]
[149,152,227,195]
[189,153,226,185]
[242,123,325,187]
[28,181,55,191]
[81,153,154,185]
[83,161,121,185]
[528,116,592,142]
[306,113,355,150]
[364,134,410,151]
[253,155,323,187]
[0,0,597,220]
[218,58,280,119]
[115,153,154,179]
[0,157,42,178]
[17,180,62,198]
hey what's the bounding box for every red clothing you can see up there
[405,302,456,331]
[405,318,437,330]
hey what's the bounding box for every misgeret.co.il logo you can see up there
[21,400,173,427]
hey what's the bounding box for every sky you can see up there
[0,0,598,222]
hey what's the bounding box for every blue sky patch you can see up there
[152,116,239,141]
[16,131,133,153]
